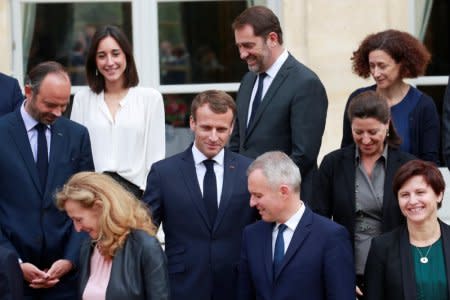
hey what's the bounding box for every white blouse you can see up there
[71,87,165,190]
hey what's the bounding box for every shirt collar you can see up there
[264,49,288,79]
[274,201,305,232]
[20,100,50,132]
[191,143,225,166]
[354,144,388,167]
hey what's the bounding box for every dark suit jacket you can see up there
[143,147,257,300]
[312,145,415,239]
[0,109,94,298]
[0,73,23,117]
[342,85,440,164]
[237,206,355,300]
[364,220,450,300]
[0,245,23,300]
[229,54,328,202]
[79,230,169,300]
[442,76,450,167]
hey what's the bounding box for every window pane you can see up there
[158,1,248,84]
[22,2,132,85]
[422,0,450,75]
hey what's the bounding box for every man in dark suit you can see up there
[0,61,94,299]
[0,245,24,300]
[238,151,354,300]
[0,72,24,116]
[229,6,328,203]
[144,90,257,300]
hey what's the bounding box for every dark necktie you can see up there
[273,223,287,276]
[35,123,48,191]
[203,160,218,225]
[248,72,267,128]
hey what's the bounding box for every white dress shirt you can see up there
[272,202,305,257]
[191,144,224,207]
[71,87,165,189]
[20,101,50,161]
[247,49,289,125]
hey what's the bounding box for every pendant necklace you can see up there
[416,244,433,264]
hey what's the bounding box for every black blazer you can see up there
[364,220,450,300]
[229,54,328,202]
[312,145,415,239]
[0,245,23,300]
[79,230,169,300]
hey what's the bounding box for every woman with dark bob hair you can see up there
[364,160,450,300]
[312,90,414,299]
[341,29,440,164]
[71,25,165,198]
[56,172,169,300]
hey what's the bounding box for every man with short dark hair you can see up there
[238,151,354,300]
[0,61,94,299]
[229,6,328,203]
[144,90,257,300]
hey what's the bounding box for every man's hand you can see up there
[45,259,73,281]
[21,259,72,289]
[20,262,48,283]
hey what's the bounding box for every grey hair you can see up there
[247,151,301,193]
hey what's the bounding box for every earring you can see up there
[386,130,390,137]
[95,69,98,76]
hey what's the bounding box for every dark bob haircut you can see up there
[351,29,431,79]
[85,25,139,94]
[347,90,401,148]
[232,5,283,45]
[393,159,445,209]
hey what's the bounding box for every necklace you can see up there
[415,244,433,264]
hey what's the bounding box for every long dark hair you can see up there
[85,25,139,94]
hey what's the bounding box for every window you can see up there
[13,0,273,155]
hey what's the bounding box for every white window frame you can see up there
[408,0,448,86]
[11,0,279,94]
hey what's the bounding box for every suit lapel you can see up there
[263,222,274,283]
[8,110,42,194]
[179,148,212,230]
[274,206,313,280]
[213,150,235,232]
[400,226,417,299]
[439,221,450,297]
[238,73,257,140]
[245,55,293,138]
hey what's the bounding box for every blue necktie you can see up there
[35,123,48,191]
[273,224,287,276]
[203,160,217,225]
[248,72,267,128]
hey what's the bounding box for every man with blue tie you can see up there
[237,151,355,300]
[0,61,94,299]
[144,90,257,300]
[229,6,328,204]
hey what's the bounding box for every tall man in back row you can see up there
[144,90,257,300]
[0,61,94,299]
[229,6,328,203]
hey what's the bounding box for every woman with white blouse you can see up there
[71,25,165,198]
